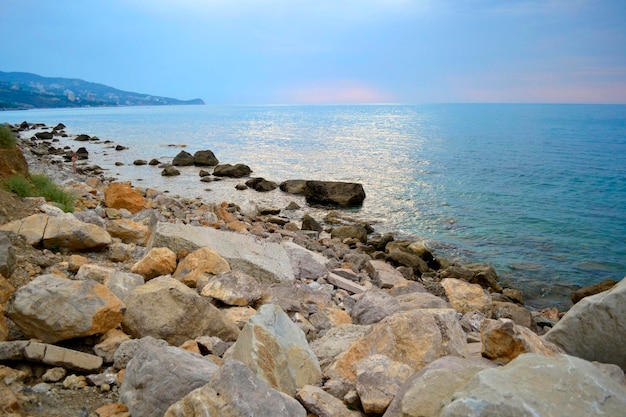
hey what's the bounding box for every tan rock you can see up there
[5,274,124,343]
[24,342,103,371]
[441,277,492,316]
[131,247,177,281]
[328,309,467,384]
[95,402,130,417]
[0,309,7,342]
[104,182,147,214]
[76,264,115,283]
[94,328,132,363]
[43,214,112,251]
[492,301,535,330]
[0,275,15,304]
[173,247,230,287]
[106,218,150,245]
[356,354,413,414]
[179,340,201,355]
[221,305,257,329]
[480,318,563,364]
[68,254,88,273]
[0,213,48,245]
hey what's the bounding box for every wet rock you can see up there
[193,149,219,166]
[172,151,194,166]
[213,163,252,178]
[304,180,366,207]
[245,177,278,192]
[161,166,180,176]
[571,279,618,304]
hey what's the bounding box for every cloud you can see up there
[279,80,396,104]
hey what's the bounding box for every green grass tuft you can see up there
[2,173,76,212]
[0,124,17,149]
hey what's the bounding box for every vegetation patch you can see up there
[2,173,75,212]
[0,124,17,149]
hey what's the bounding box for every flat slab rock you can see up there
[0,341,102,372]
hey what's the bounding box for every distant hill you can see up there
[0,71,205,110]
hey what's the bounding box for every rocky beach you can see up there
[0,121,625,417]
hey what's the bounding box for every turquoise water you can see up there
[4,104,626,308]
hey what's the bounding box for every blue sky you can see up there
[1,0,625,104]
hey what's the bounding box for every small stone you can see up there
[42,367,66,382]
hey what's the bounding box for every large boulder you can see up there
[148,222,295,284]
[327,309,467,384]
[104,182,147,214]
[441,278,492,316]
[1,213,112,251]
[122,276,240,345]
[480,318,563,365]
[365,260,408,289]
[106,218,150,245]
[350,289,401,325]
[213,163,252,178]
[120,338,219,417]
[435,353,626,417]
[192,149,219,166]
[282,240,331,281]
[5,274,124,343]
[356,354,414,414]
[382,356,496,417]
[228,304,322,396]
[544,276,626,369]
[245,177,278,192]
[200,270,264,306]
[172,150,194,166]
[304,180,365,207]
[165,359,306,417]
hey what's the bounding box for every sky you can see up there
[1,0,625,104]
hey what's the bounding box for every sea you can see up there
[3,103,626,309]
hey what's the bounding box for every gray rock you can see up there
[310,324,372,372]
[193,149,219,166]
[148,222,295,284]
[351,289,401,325]
[245,177,278,192]
[105,270,145,303]
[113,336,168,371]
[301,213,322,232]
[282,240,330,280]
[544,276,626,369]
[165,359,307,417]
[382,356,496,417]
[200,270,264,306]
[122,276,240,345]
[213,163,252,177]
[396,291,450,310]
[161,166,181,176]
[356,354,413,414]
[120,338,219,417]
[264,282,333,316]
[229,304,322,396]
[0,231,15,278]
[438,353,626,417]
[172,150,194,166]
[365,260,407,289]
[304,181,366,207]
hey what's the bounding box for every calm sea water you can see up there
[3,104,626,308]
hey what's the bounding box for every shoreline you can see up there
[1,120,624,416]
[13,120,579,310]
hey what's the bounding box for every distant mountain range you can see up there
[0,71,205,110]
